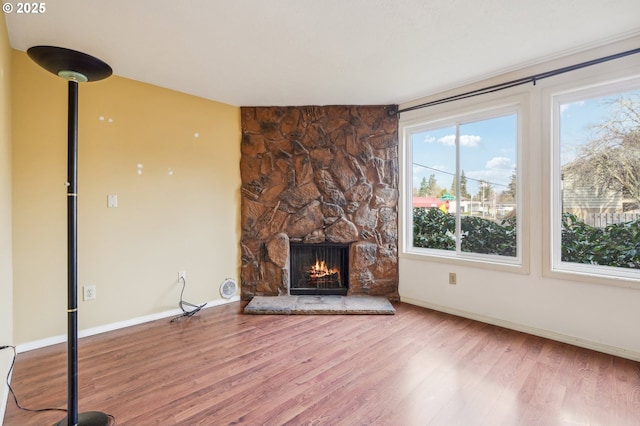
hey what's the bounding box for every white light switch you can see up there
[107,194,118,208]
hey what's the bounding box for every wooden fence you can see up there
[586,212,640,227]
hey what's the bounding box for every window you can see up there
[402,102,522,265]
[552,78,640,279]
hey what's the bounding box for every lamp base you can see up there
[53,411,110,426]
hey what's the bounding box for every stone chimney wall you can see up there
[240,105,399,300]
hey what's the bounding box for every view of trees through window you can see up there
[410,111,519,258]
[404,74,639,276]
[559,88,640,270]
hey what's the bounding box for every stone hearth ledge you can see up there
[243,295,396,315]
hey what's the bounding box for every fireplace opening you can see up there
[290,243,349,296]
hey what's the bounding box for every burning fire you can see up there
[308,258,340,279]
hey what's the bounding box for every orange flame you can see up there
[308,258,340,279]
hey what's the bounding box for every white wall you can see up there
[398,35,640,360]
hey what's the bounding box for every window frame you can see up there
[400,94,529,273]
[548,75,640,282]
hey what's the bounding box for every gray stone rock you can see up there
[351,242,378,269]
[372,185,398,208]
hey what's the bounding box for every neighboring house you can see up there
[413,196,457,213]
[562,173,639,226]
[562,173,621,216]
[412,196,442,209]
[413,196,514,217]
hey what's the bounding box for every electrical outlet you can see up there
[178,271,186,283]
[448,272,457,285]
[83,285,96,301]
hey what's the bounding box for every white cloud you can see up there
[435,134,481,147]
[560,100,585,114]
[485,156,513,169]
[460,135,482,147]
[437,134,456,146]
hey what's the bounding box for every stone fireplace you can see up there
[240,105,399,301]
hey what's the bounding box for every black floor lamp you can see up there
[27,46,112,426]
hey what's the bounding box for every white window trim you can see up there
[545,74,640,285]
[399,37,640,287]
[399,93,530,274]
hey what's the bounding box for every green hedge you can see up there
[413,208,456,251]
[413,208,640,268]
[412,208,516,256]
[561,213,640,268]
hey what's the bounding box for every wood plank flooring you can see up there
[4,302,640,425]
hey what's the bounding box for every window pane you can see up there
[409,112,518,259]
[459,114,518,256]
[411,125,456,251]
[560,89,640,269]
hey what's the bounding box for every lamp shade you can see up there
[27,45,112,82]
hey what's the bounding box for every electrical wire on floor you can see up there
[1,345,68,415]
[1,345,117,424]
[170,275,207,323]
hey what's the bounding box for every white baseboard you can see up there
[401,296,640,362]
[16,296,240,354]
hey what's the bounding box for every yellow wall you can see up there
[12,50,241,344]
[0,13,13,418]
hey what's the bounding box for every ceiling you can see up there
[5,0,640,107]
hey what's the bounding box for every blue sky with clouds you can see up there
[411,86,639,199]
[412,113,517,197]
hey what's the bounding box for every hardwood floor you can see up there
[4,301,640,425]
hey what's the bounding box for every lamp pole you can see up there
[27,45,112,426]
[67,78,79,424]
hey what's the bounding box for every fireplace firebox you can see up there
[290,243,349,295]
